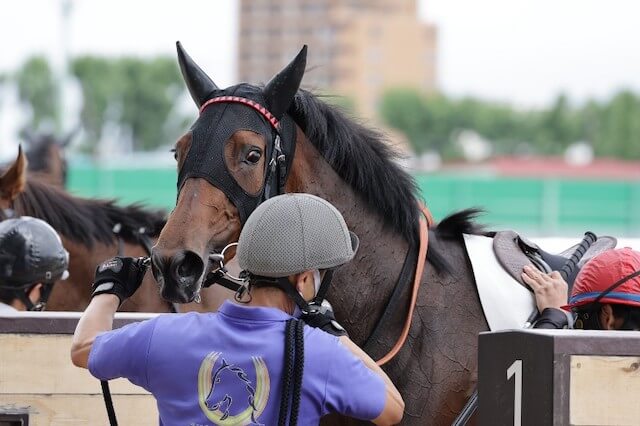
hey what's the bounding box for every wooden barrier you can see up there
[0,311,159,425]
[478,329,640,426]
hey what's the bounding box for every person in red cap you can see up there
[522,248,640,330]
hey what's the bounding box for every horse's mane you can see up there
[288,90,420,245]
[12,178,166,247]
[426,208,486,272]
[287,92,486,272]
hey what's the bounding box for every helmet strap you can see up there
[249,267,337,311]
[575,305,604,330]
[14,282,55,312]
[592,269,640,305]
[313,269,334,302]
[574,269,640,330]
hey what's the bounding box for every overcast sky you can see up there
[1,0,639,107]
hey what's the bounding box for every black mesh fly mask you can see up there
[177,85,297,224]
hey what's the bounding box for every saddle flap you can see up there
[465,234,536,331]
[493,230,533,288]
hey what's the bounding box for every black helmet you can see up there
[0,217,69,289]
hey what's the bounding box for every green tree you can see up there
[379,89,640,160]
[379,88,430,153]
[595,91,640,159]
[71,57,117,151]
[71,56,188,152]
[15,56,60,132]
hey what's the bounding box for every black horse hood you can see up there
[175,42,306,223]
[177,84,297,223]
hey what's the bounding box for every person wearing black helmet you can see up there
[72,193,404,425]
[0,216,69,312]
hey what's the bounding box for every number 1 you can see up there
[507,359,522,426]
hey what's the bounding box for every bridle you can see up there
[198,96,291,210]
[193,95,292,290]
[196,95,435,366]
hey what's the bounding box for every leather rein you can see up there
[371,204,433,366]
[196,95,435,366]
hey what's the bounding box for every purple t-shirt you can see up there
[89,301,386,425]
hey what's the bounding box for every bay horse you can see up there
[152,44,487,424]
[22,129,74,188]
[0,148,172,312]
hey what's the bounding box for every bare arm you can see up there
[70,294,120,368]
[339,335,405,425]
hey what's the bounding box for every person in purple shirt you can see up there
[71,193,404,425]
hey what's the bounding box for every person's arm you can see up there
[71,294,119,368]
[521,266,573,329]
[70,256,149,369]
[533,307,572,329]
[338,336,404,425]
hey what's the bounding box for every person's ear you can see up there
[295,271,315,302]
[599,304,617,330]
[27,283,43,305]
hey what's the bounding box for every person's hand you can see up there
[521,265,568,313]
[302,299,348,336]
[91,256,149,305]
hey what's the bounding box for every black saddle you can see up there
[492,231,617,291]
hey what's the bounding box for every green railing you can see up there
[67,166,640,237]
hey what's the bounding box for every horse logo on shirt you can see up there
[198,352,270,425]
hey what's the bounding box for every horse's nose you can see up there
[151,249,204,303]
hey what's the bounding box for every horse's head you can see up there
[204,359,253,416]
[0,146,27,214]
[152,42,307,303]
[23,129,73,187]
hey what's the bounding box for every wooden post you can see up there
[478,329,640,426]
[0,312,158,425]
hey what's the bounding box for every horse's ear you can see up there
[263,45,307,119]
[176,41,219,107]
[0,145,28,201]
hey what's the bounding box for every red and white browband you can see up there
[199,96,280,130]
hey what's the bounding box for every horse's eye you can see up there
[245,149,262,164]
[170,148,177,161]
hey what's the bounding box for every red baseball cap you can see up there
[568,248,640,309]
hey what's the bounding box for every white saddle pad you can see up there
[463,234,536,331]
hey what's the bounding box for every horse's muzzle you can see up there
[151,249,204,303]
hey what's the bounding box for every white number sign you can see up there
[506,359,523,426]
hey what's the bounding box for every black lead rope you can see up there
[279,319,305,426]
[101,380,118,426]
[100,229,160,426]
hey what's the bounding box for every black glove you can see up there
[301,299,348,336]
[91,256,148,304]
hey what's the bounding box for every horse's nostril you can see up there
[172,250,204,283]
[150,252,167,281]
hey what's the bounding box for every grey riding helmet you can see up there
[237,193,359,277]
[0,217,69,289]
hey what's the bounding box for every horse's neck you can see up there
[287,134,411,344]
